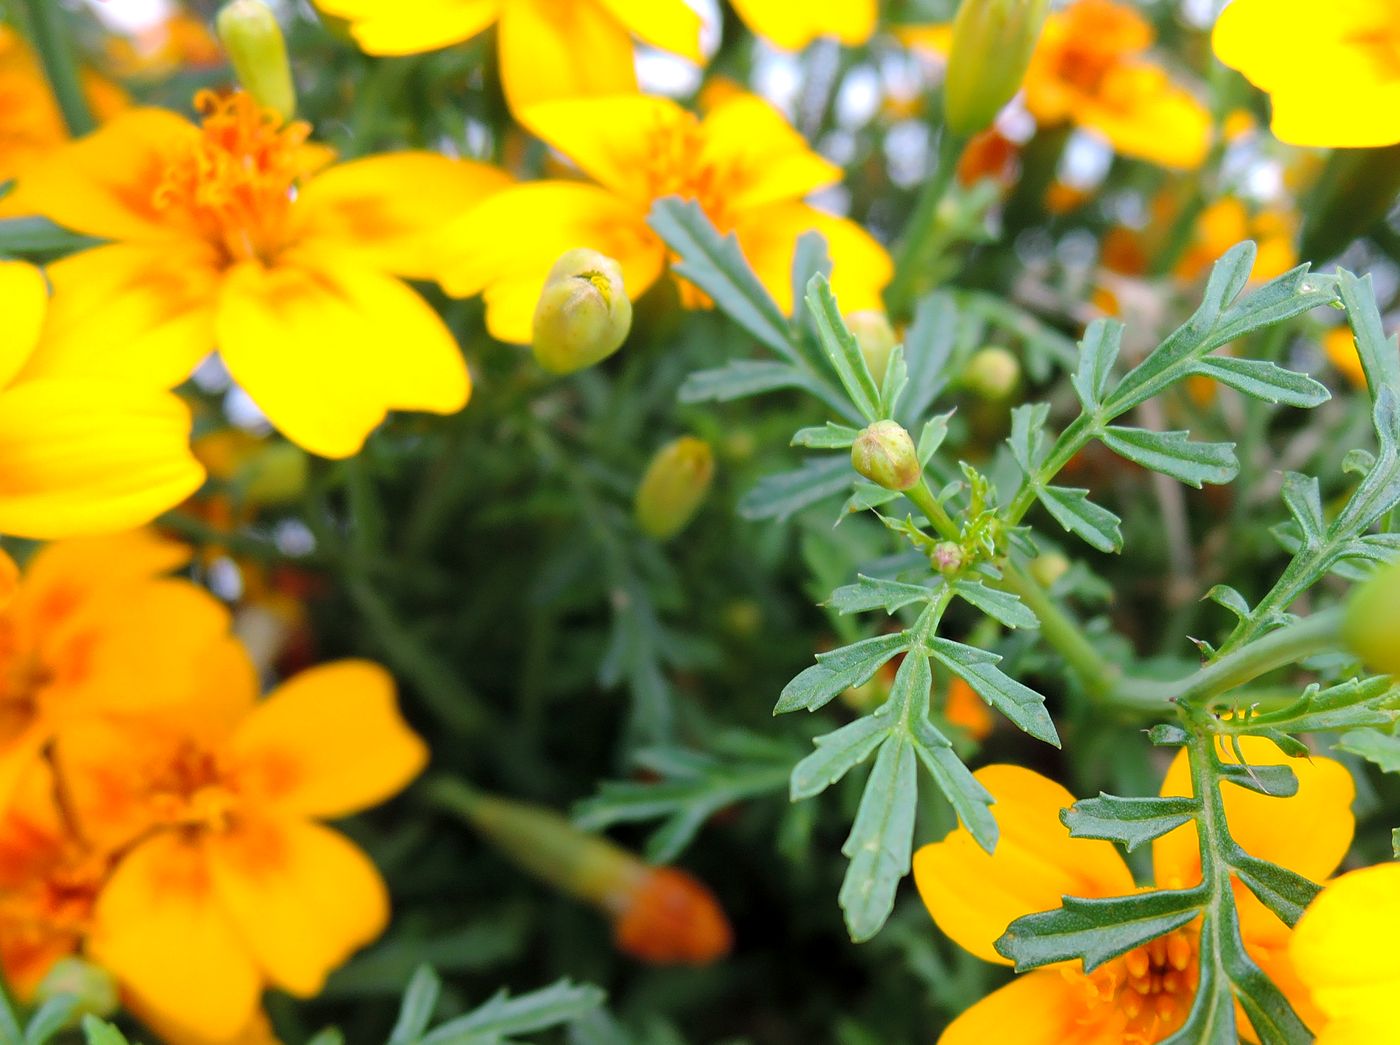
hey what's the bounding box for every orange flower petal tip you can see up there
[611,866,733,965]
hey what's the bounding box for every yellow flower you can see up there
[0,262,204,537]
[14,90,510,459]
[1290,863,1400,1045]
[1213,0,1400,149]
[1174,198,1297,285]
[1023,0,1210,169]
[729,0,877,51]
[437,92,892,344]
[914,736,1354,1043]
[1323,326,1368,390]
[57,652,427,1041]
[311,0,702,114]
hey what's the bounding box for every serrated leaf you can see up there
[1100,427,1238,487]
[1210,265,1337,349]
[1218,762,1298,797]
[806,273,882,422]
[422,980,606,1043]
[1204,585,1251,619]
[928,638,1060,746]
[776,632,911,713]
[1240,676,1400,734]
[1337,728,1400,772]
[897,292,957,427]
[916,413,951,465]
[1227,848,1320,926]
[1159,916,1235,1045]
[791,422,861,449]
[1061,794,1199,852]
[1070,319,1123,410]
[1008,402,1050,473]
[838,735,918,942]
[995,888,1205,973]
[826,575,937,615]
[680,360,812,403]
[880,343,909,417]
[951,580,1039,629]
[1282,472,1325,549]
[1221,916,1314,1044]
[1339,269,1400,395]
[389,965,442,1045]
[1038,485,1123,553]
[739,456,852,521]
[1191,356,1330,408]
[841,482,901,516]
[790,715,891,801]
[911,726,999,853]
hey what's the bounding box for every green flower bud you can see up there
[36,958,119,1020]
[635,437,715,540]
[1029,551,1070,589]
[216,0,296,123]
[1343,561,1400,674]
[532,248,633,374]
[846,310,897,387]
[962,346,1021,401]
[236,442,309,506]
[943,0,1050,138]
[932,541,964,574]
[851,420,920,491]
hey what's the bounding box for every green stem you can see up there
[998,562,1119,700]
[884,131,966,316]
[906,479,961,541]
[17,0,94,136]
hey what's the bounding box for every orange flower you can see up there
[58,654,427,1041]
[914,737,1353,1042]
[1174,198,1297,285]
[729,0,877,51]
[610,865,733,965]
[944,677,994,741]
[1323,326,1368,390]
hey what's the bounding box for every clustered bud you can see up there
[932,541,965,574]
[635,436,715,540]
[532,248,633,374]
[851,420,921,491]
[216,0,297,122]
[943,0,1051,137]
[846,310,898,387]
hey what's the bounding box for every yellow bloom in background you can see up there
[914,737,1353,1043]
[14,91,510,459]
[1023,0,1210,169]
[1323,326,1370,390]
[0,261,204,537]
[1174,197,1297,285]
[437,92,891,344]
[1213,0,1400,149]
[0,531,230,816]
[729,0,877,51]
[311,0,703,114]
[1290,863,1400,1045]
[59,653,427,1041]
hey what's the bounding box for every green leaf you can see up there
[421,980,606,1044]
[79,1019,130,1045]
[790,229,832,331]
[389,965,441,1045]
[1070,319,1123,411]
[791,715,891,801]
[739,456,852,521]
[826,575,936,615]
[1221,915,1314,1044]
[0,216,100,255]
[0,981,20,1045]
[1191,356,1330,408]
[1227,848,1320,926]
[1204,585,1251,619]
[648,198,793,358]
[1337,728,1400,772]
[880,343,909,417]
[1037,485,1123,553]
[305,1030,345,1045]
[680,360,813,403]
[951,580,1039,629]
[911,727,998,853]
[1339,269,1400,395]
[1007,402,1050,473]
[23,998,76,1045]
[1218,762,1298,797]
[806,273,882,422]
[839,734,918,942]
[1149,724,1189,747]
[776,632,911,713]
[1210,265,1337,349]
[1229,676,1400,734]
[1159,917,1235,1045]
[1060,794,1199,852]
[896,292,957,427]
[995,888,1205,972]
[916,414,951,464]
[1099,427,1238,487]
[929,638,1059,746]
[1281,472,1326,549]
[840,482,901,517]
[791,422,862,449]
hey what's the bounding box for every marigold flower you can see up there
[1174,198,1297,286]
[14,91,510,458]
[57,654,427,1041]
[1213,0,1400,149]
[728,0,877,51]
[914,736,1354,1042]
[1290,863,1400,1044]
[438,92,891,344]
[311,0,702,114]
[1022,0,1210,169]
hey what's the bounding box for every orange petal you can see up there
[230,660,426,819]
[498,0,638,115]
[913,765,1134,965]
[206,816,389,996]
[88,833,263,1043]
[17,530,189,611]
[939,968,1101,1045]
[698,94,841,211]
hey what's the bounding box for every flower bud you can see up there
[846,310,897,387]
[932,541,964,574]
[1342,561,1400,674]
[943,0,1050,137]
[1029,551,1070,589]
[851,420,920,491]
[35,958,119,1020]
[635,437,715,540]
[532,248,632,374]
[961,346,1021,400]
[611,866,733,965]
[216,0,296,123]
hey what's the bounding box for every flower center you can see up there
[152,90,313,265]
[1075,927,1199,1044]
[144,739,237,831]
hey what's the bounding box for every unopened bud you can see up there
[635,437,714,540]
[532,248,632,374]
[932,541,964,573]
[847,310,897,387]
[962,346,1020,400]
[943,0,1050,137]
[216,0,296,122]
[1029,551,1070,589]
[1342,561,1400,674]
[851,420,920,491]
[35,958,119,1020]
[611,866,733,966]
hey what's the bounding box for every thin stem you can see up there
[906,479,960,541]
[884,131,966,315]
[17,0,94,136]
[998,562,1120,700]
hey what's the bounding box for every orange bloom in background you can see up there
[944,677,994,741]
[437,92,892,344]
[1023,0,1210,170]
[1174,198,1297,285]
[611,865,733,965]
[1213,0,1400,149]
[311,0,703,114]
[1323,326,1367,390]
[0,531,230,815]
[105,9,224,80]
[0,261,204,537]
[729,0,877,51]
[59,654,427,1041]
[914,737,1354,1043]
[15,90,509,459]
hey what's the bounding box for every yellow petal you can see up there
[940,968,1102,1045]
[498,0,638,114]
[1324,326,1367,389]
[0,261,47,388]
[1152,736,1355,890]
[89,833,263,1043]
[207,816,389,996]
[231,660,427,819]
[215,254,469,458]
[594,0,704,62]
[0,380,205,539]
[313,0,500,54]
[1076,63,1212,170]
[0,723,48,820]
[436,181,663,344]
[17,529,189,605]
[735,202,893,316]
[699,94,841,211]
[913,765,1134,965]
[728,0,877,50]
[18,242,221,388]
[293,152,512,280]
